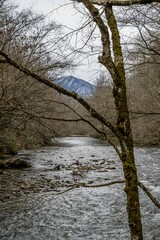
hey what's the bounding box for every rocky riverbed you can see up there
[0,137,160,239]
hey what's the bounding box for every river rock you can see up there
[0,157,31,169]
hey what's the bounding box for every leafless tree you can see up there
[0,0,77,150]
[0,1,160,240]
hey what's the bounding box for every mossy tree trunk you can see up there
[81,1,143,239]
[3,0,158,238]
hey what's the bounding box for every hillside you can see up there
[54,76,96,97]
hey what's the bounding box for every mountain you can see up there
[54,76,96,97]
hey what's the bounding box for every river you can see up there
[0,136,160,239]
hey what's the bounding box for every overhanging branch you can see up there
[0,50,122,140]
[48,179,160,209]
[74,0,160,6]
[138,181,160,209]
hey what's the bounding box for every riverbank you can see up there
[0,136,160,204]
[0,137,119,203]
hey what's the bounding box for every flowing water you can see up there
[0,136,160,240]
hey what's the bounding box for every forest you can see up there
[0,0,160,156]
[0,1,160,240]
[0,0,160,154]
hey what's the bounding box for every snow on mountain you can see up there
[54,76,96,97]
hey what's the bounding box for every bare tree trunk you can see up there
[105,4,143,240]
[87,0,159,6]
[80,1,143,239]
[3,0,160,238]
[122,147,143,240]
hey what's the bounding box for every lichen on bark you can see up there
[80,1,143,239]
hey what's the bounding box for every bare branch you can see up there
[0,50,122,140]
[55,100,122,158]
[138,181,160,209]
[74,0,160,6]
[51,180,125,195]
[55,180,160,210]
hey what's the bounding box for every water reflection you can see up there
[52,136,108,147]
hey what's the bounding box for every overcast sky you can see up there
[13,0,135,83]
[13,0,104,83]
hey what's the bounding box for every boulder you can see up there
[0,157,31,169]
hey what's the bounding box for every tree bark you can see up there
[2,0,159,238]
[75,0,160,6]
[106,5,143,240]
[81,1,143,239]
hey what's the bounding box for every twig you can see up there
[138,181,160,209]
[53,180,160,210]
[52,180,125,196]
